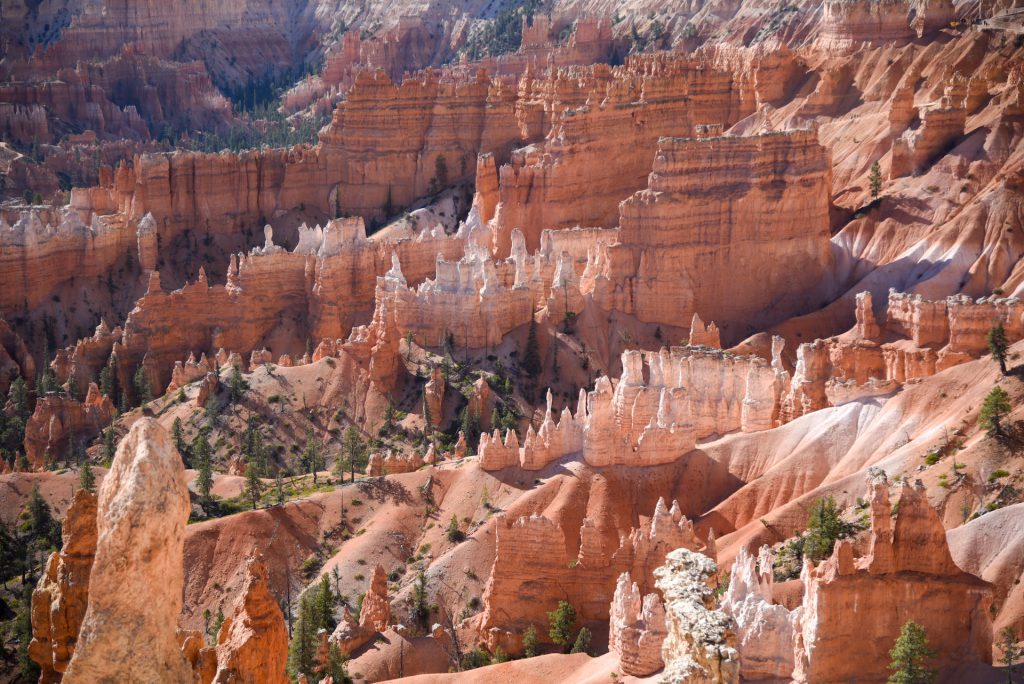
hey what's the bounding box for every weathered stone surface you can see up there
[29,490,98,681]
[63,418,192,683]
[655,548,739,684]
[358,565,390,633]
[212,557,289,684]
[792,472,994,683]
[609,572,667,677]
[590,130,833,342]
[24,383,114,469]
[720,546,795,681]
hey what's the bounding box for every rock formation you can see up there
[590,130,833,342]
[29,490,98,682]
[63,418,192,683]
[359,565,391,633]
[479,497,707,649]
[792,473,994,683]
[609,572,667,677]
[655,548,739,684]
[211,557,289,684]
[719,547,795,681]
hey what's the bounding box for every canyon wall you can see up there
[591,130,833,343]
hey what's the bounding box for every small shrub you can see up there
[988,469,1010,482]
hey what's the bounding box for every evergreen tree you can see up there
[887,620,937,684]
[275,470,285,505]
[522,317,541,376]
[1000,626,1021,684]
[341,426,366,483]
[133,365,152,406]
[288,592,318,678]
[193,431,214,503]
[446,514,465,543]
[422,386,433,432]
[228,365,249,402]
[324,641,352,684]
[171,418,188,464]
[570,626,591,654]
[411,570,430,633]
[244,464,264,510]
[21,483,59,549]
[804,496,845,563]
[301,430,324,484]
[869,161,883,200]
[16,585,40,680]
[79,461,96,493]
[312,574,337,632]
[66,373,80,401]
[99,355,119,400]
[101,425,116,464]
[547,600,576,651]
[522,624,539,658]
[989,321,1010,375]
[979,385,1012,436]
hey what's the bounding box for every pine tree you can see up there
[1001,626,1021,684]
[422,386,433,432]
[275,470,285,505]
[133,365,152,406]
[570,626,591,654]
[522,317,541,376]
[446,514,465,543]
[171,418,188,464]
[804,496,845,563]
[312,574,336,632]
[522,624,539,658]
[869,161,883,199]
[101,425,116,465]
[302,430,323,484]
[66,373,80,401]
[989,321,1010,375]
[288,592,318,678]
[193,431,214,503]
[244,464,264,510]
[341,426,365,483]
[979,385,1012,436]
[411,571,430,633]
[887,620,937,684]
[547,600,577,651]
[79,461,96,493]
[99,355,119,400]
[228,365,248,402]
[21,483,59,549]
[324,641,352,684]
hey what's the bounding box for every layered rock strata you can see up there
[479,497,707,648]
[589,130,833,342]
[29,490,98,682]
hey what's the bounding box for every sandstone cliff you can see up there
[63,418,192,683]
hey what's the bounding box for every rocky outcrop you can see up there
[29,490,98,682]
[63,418,192,683]
[211,557,289,684]
[791,472,993,682]
[655,548,739,684]
[487,53,766,256]
[891,83,967,177]
[609,572,667,677]
[590,130,832,342]
[480,346,786,472]
[23,383,115,469]
[359,565,391,633]
[479,497,707,648]
[719,547,795,681]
